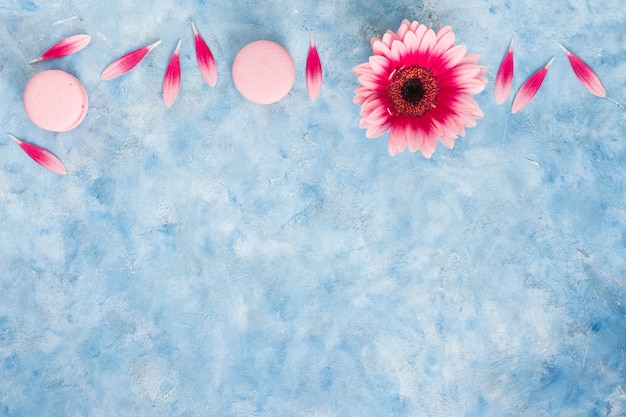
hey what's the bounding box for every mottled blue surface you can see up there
[1,1,625,416]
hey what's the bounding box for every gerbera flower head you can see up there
[353,20,488,157]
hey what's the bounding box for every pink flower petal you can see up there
[420,136,437,158]
[511,57,554,114]
[163,40,182,107]
[416,28,436,58]
[431,29,455,58]
[439,134,457,149]
[357,74,381,90]
[306,33,323,101]
[353,86,372,105]
[390,39,408,63]
[406,122,425,153]
[439,45,467,69]
[364,105,390,128]
[8,134,66,175]
[559,44,606,98]
[412,24,429,50]
[402,30,420,58]
[381,31,397,48]
[368,55,389,77]
[28,34,91,64]
[494,37,514,105]
[388,123,408,156]
[371,39,392,59]
[364,119,392,139]
[397,20,411,42]
[101,40,161,81]
[435,26,454,43]
[192,22,217,87]
[353,63,370,77]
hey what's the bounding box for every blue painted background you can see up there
[1,1,625,416]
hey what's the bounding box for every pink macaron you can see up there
[24,69,89,132]
[232,40,295,104]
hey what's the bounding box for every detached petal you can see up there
[559,44,606,98]
[494,37,514,104]
[29,34,91,64]
[101,40,161,81]
[192,22,218,87]
[163,40,182,107]
[9,134,67,175]
[511,57,554,114]
[306,33,323,101]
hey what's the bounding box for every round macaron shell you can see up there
[232,40,295,104]
[24,70,89,132]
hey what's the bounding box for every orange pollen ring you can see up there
[388,66,438,116]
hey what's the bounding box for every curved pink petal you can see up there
[368,55,389,77]
[460,53,481,66]
[459,78,488,95]
[357,73,382,90]
[371,39,392,59]
[440,45,467,69]
[388,123,408,156]
[412,23,429,45]
[402,30,420,57]
[29,34,91,64]
[448,95,483,118]
[436,26,454,42]
[390,39,408,63]
[431,29,456,58]
[439,134,457,149]
[365,119,392,139]
[9,134,66,175]
[101,41,161,81]
[306,33,323,101]
[559,44,606,98]
[406,121,425,153]
[381,31,398,48]
[416,28,436,57]
[511,57,554,114]
[360,96,389,114]
[420,135,438,158]
[101,40,161,81]
[163,40,181,107]
[364,105,391,126]
[494,37,514,104]
[192,22,218,87]
[353,62,373,77]
[438,62,481,84]
[397,20,411,41]
[353,86,373,104]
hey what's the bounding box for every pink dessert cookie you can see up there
[24,70,89,132]
[232,40,294,104]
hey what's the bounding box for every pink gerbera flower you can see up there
[353,20,488,157]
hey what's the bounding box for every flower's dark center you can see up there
[388,66,438,117]
[401,78,425,104]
